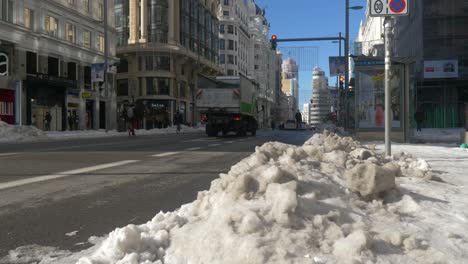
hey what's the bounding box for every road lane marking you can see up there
[185,147,203,151]
[151,152,179,157]
[0,153,18,157]
[0,160,139,191]
[225,141,234,144]
[208,144,221,147]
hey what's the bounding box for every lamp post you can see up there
[345,1,363,130]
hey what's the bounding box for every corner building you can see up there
[115,0,221,128]
[0,0,117,130]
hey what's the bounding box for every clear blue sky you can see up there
[257,0,366,108]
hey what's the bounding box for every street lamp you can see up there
[344,1,364,129]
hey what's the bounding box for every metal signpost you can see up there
[370,0,409,156]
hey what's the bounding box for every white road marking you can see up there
[185,147,203,151]
[0,160,139,191]
[208,144,221,147]
[225,141,234,144]
[65,230,79,237]
[151,152,179,157]
[0,153,18,157]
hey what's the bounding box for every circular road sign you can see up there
[374,0,383,14]
[389,0,407,13]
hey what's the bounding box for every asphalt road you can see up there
[0,130,313,257]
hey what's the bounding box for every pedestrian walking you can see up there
[126,105,136,136]
[31,114,37,127]
[174,110,183,133]
[414,107,424,132]
[74,112,80,130]
[295,110,302,129]
[68,110,74,131]
[44,112,52,131]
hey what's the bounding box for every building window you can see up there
[220,24,225,34]
[228,55,234,64]
[83,30,91,48]
[45,15,59,37]
[84,0,90,12]
[98,35,105,52]
[68,62,77,80]
[156,56,171,71]
[220,39,225,50]
[117,59,128,73]
[48,57,59,76]
[0,0,12,22]
[66,23,76,43]
[147,77,170,95]
[98,3,104,20]
[223,11,229,17]
[228,40,234,50]
[227,69,234,76]
[255,65,259,70]
[224,0,229,5]
[84,66,91,89]
[26,52,37,74]
[227,25,234,34]
[219,54,225,64]
[24,8,33,29]
[117,79,129,96]
[145,56,153,71]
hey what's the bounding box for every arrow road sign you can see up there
[370,0,409,17]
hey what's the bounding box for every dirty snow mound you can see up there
[0,121,47,142]
[60,131,456,264]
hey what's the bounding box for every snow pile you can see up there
[316,123,347,136]
[0,121,47,142]
[412,128,465,143]
[55,130,454,264]
[0,123,204,143]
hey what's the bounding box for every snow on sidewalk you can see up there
[2,131,468,264]
[0,121,204,143]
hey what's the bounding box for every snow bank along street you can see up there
[0,121,204,143]
[2,131,468,264]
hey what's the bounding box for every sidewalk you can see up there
[0,121,204,143]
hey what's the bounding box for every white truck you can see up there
[196,75,258,137]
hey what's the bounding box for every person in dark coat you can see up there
[295,110,302,129]
[414,108,424,132]
[68,110,74,131]
[174,110,183,133]
[44,112,52,131]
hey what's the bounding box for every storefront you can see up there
[25,74,77,131]
[0,89,14,124]
[138,99,174,129]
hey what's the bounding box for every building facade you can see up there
[281,58,299,120]
[0,0,117,130]
[392,0,468,129]
[302,103,310,124]
[218,0,252,78]
[115,0,221,128]
[309,66,332,127]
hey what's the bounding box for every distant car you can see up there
[283,120,297,130]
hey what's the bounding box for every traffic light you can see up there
[339,76,344,90]
[271,35,278,50]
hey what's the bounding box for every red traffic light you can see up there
[271,35,277,41]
